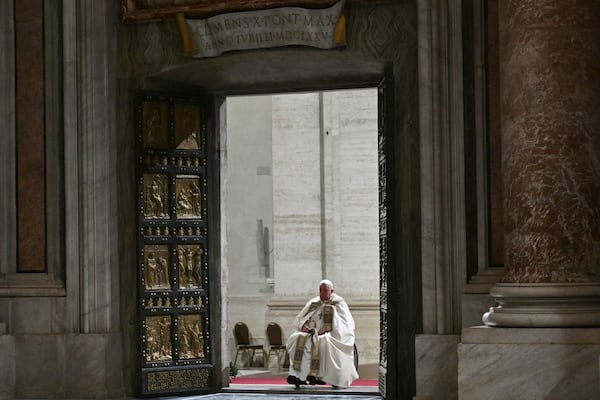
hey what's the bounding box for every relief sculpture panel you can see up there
[145,316,173,362]
[145,244,170,289]
[175,103,201,150]
[176,175,202,219]
[143,101,169,149]
[144,174,170,219]
[178,314,205,359]
[177,244,204,289]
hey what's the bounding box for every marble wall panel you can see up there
[414,334,459,400]
[459,342,600,400]
[63,335,105,396]
[14,335,60,398]
[11,298,52,334]
[63,334,124,398]
[0,335,15,399]
[0,300,8,331]
[10,334,124,399]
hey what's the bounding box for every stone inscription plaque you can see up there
[182,1,346,58]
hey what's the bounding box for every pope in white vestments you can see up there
[286,279,359,388]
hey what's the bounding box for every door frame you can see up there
[207,67,395,397]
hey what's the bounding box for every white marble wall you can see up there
[225,95,274,295]
[271,90,379,299]
[458,327,600,400]
[320,90,380,298]
[271,92,323,297]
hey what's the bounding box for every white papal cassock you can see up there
[286,292,359,388]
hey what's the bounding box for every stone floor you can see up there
[156,393,381,400]
[149,383,381,400]
[132,366,382,400]
[152,382,381,399]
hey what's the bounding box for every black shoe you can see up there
[287,375,304,388]
[307,375,326,385]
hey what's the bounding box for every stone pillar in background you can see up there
[483,1,600,327]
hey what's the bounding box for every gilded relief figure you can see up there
[175,103,200,150]
[144,174,169,219]
[145,245,170,289]
[177,244,203,289]
[176,176,202,219]
[142,101,168,149]
[145,316,172,361]
[178,315,205,359]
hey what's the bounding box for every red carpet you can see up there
[230,376,378,387]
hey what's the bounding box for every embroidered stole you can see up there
[322,304,334,332]
[293,302,338,375]
[309,339,320,376]
[293,334,308,371]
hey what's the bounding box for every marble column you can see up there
[483,1,600,327]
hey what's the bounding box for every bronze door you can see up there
[378,71,393,399]
[135,92,217,395]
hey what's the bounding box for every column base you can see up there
[483,283,600,327]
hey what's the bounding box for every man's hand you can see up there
[302,324,316,335]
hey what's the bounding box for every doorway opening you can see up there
[221,88,381,389]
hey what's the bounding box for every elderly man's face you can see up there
[319,284,334,301]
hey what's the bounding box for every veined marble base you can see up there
[414,335,459,400]
[458,326,600,400]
